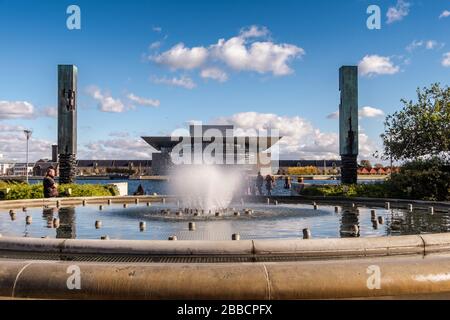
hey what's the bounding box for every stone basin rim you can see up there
[0,195,449,210]
[1,233,450,259]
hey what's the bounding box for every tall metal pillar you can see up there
[339,66,359,184]
[58,65,78,184]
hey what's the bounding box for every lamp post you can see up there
[23,130,32,184]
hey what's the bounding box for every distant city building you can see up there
[142,125,282,176]
[11,163,35,176]
[76,160,152,176]
[33,159,59,177]
[0,162,15,176]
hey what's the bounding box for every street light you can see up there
[23,130,32,184]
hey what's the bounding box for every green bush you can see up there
[301,159,450,201]
[388,158,450,201]
[0,182,119,200]
[301,183,391,198]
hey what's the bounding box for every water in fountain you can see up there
[170,165,242,212]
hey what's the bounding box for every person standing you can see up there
[43,167,59,198]
[265,174,275,196]
[284,175,291,189]
[256,172,264,195]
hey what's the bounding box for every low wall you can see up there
[1,233,450,258]
[3,252,450,299]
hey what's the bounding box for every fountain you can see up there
[170,165,242,213]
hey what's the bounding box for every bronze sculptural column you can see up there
[58,65,78,184]
[339,66,359,184]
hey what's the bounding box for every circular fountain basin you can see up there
[1,196,450,300]
[0,197,449,241]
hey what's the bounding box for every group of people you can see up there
[253,172,291,196]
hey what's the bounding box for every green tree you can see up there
[381,83,450,162]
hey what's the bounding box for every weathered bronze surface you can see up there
[339,66,359,184]
[58,65,78,184]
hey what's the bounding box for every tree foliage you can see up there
[381,83,450,162]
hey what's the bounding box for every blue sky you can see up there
[0,0,449,162]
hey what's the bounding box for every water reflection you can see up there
[2,203,449,240]
[388,210,450,236]
[56,207,77,239]
[340,205,360,238]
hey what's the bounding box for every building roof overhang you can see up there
[141,136,283,152]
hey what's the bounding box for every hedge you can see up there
[301,159,450,201]
[0,181,119,200]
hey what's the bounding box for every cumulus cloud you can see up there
[443,53,450,67]
[0,132,53,161]
[358,55,400,77]
[86,86,125,113]
[439,10,450,19]
[79,137,153,160]
[239,25,269,39]
[0,101,35,119]
[359,106,385,118]
[213,112,378,160]
[200,68,228,82]
[150,43,209,70]
[150,25,304,78]
[327,107,385,120]
[211,36,304,76]
[127,93,160,108]
[152,75,197,89]
[386,0,410,24]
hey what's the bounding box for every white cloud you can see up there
[108,131,130,138]
[151,43,209,70]
[0,132,53,161]
[214,112,378,160]
[406,40,444,52]
[439,10,450,19]
[239,25,269,39]
[0,124,25,132]
[0,101,35,119]
[79,137,152,160]
[327,107,385,120]
[149,41,162,50]
[152,75,197,89]
[127,93,160,108]
[326,111,339,120]
[359,55,400,77]
[386,0,410,24]
[150,26,304,77]
[359,106,385,118]
[42,107,57,118]
[86,86,125,113]
[442,53,450,67]
[211,36,304,76]
[200,68,228,82]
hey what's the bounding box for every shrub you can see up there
[0,182,119,200]
[300,159,450,201]
[287,166,320,175]
[301,183,391,198]
[388,158,450,201]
